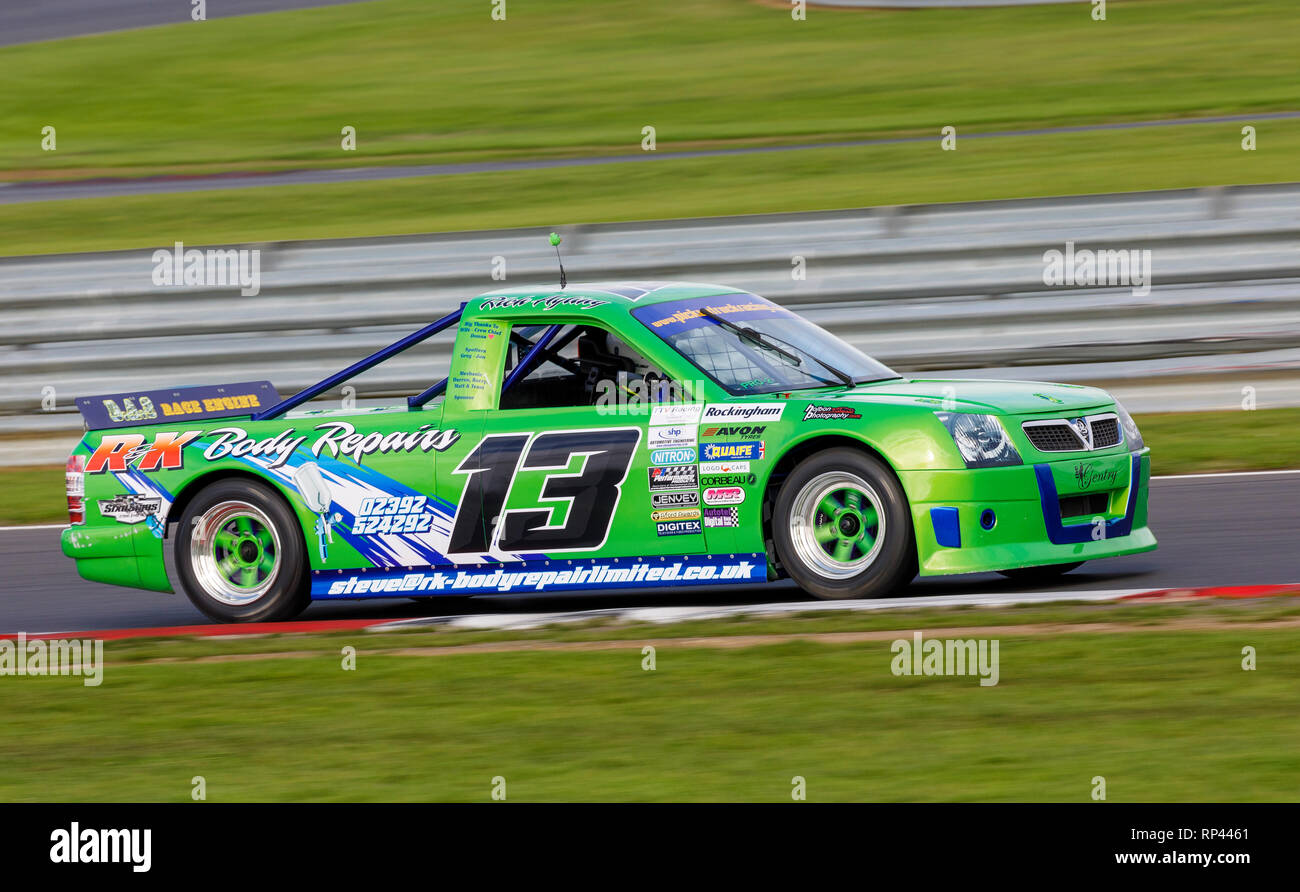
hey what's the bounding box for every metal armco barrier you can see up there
[2,183,1297,443]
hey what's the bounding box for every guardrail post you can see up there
[1205,185,1232,220]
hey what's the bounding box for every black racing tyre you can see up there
[772,448,917,600]
[174,478,310,623]
[997,561,1085,582]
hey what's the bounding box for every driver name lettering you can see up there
[479,294,609,311]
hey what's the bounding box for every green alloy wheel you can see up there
[773,448,916,599]
[175,479,309,623]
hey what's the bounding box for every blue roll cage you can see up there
[251,306,567,422]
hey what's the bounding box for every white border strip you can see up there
[373,588,1152,632]
[1152,469,1300,481]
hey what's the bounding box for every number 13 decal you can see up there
[448,428,641,554]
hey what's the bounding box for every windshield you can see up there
[632,294,898,395]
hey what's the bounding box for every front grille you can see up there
[1059,493,1109,519]
[1024,423,1082,452]
[1090,417,1121,448]
[1023,413,1123,452]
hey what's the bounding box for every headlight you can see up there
[935,412,1022,468]
[1112,400,1144,450]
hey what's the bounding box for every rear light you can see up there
[66,454,85,525]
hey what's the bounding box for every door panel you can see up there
[448,408,706,561]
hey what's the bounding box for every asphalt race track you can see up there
[0,0,374,47]
[2,471,1297,634]
[7,113,1300,206]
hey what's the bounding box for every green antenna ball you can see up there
[549,232,562,247]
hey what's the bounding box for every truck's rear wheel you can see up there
[773,448,916,600]
[174,479,310,623]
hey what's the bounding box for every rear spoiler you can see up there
[75,381,280,431]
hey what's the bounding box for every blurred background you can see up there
[1,0,1297,474]
[1,0,1299,805]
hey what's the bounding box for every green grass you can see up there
[1141,408,1300,475]
[6,408,1298,524]
[0,0,1297,254]
[3,0,1296,178]
[0,465,67,525]
[2,120,1294,256]
[2,611,1297,801]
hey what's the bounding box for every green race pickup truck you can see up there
[62,281,1155,622]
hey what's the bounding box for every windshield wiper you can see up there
[698,308,854,388]
[764,333,855,388]
[699,308,802,365]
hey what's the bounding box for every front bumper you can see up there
[900,450,1156,576]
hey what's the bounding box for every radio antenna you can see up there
[549,231,567,289]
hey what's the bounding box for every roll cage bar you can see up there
[252,308,591,422]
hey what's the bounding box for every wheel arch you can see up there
[165,468,304,544]
[760,433,911,574]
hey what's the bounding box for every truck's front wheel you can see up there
[174,479,310,623]
[773,448,916,600]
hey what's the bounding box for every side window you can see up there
[498,323,675,410]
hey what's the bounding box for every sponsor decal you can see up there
[76,381,279,431]
[97,494,163,525]
[701,403,785,422]
[311,421,462,465]
[803,405,862,421]
[701,441,763,462]
[203,422,460,468]
[703,486,745,506]
[478,294,609,311]
[640,298,789,334]
[315,554,763,596]
[703,506,740,528]
[700,424,767,438]
[650,447,696,465]
[651,491,699,509]
[448,318,509,410]
[699,460,750,474]
[292,462,342,561]
[1073,461,1121,490]
[702,473,757,487]
[1034,392,1065,404]
[649,403,704,426]
[648,464,699,491]
[648,424,697,449]
[656,519,702,537]
[351,496,433,535]
[202,427,307,469]
[651,508,701,522]
[85,431,202,474]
